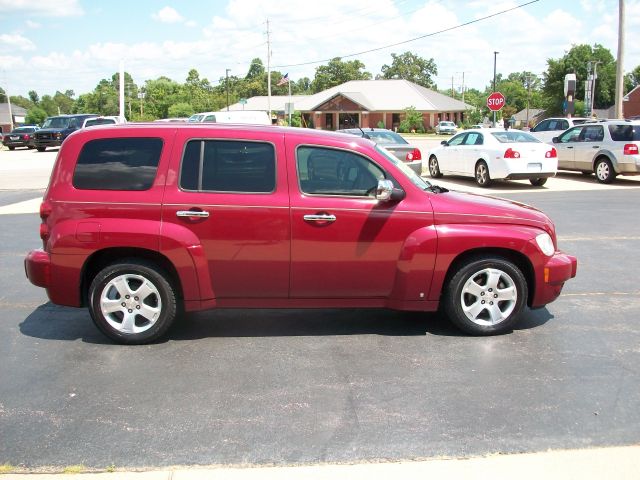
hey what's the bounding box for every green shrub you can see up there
[376,120,386,129]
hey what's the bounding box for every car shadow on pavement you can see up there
[20,303,553,344]
[428,176,550,192]
[555,171,640,186]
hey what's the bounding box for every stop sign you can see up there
[487,92,505,111]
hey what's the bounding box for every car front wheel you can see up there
[475,161,492,187]
[529,178,547,187]
[88,260,177,344]
[594,157,616,184]
[428,155,443,178]
[443,257,528,335]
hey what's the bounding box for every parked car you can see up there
[529,117,589,144]
[24,123,576,344]
[425,128,558,187]
[551,119,640,183]
[33,114,99,151]
[339,128,422,173]
[435,121,457,135]
[469,124,487,129]
[188,110,271,125]
[82,116,123,128]
[2,126,39,150]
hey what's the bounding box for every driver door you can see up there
[554,126,583,170]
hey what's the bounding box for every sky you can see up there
[0,0,638,99]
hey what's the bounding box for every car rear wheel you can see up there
[428,155,443,178]
[594,157,616,184]
[8,146,15,151]
[443,256,527,335]
[88,260,177,344]
[529,178,547,187]
[36,147,46,152]
[475,161,492,187]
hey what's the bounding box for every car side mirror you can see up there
[440,140,449,146]
[552,137,559,143]
[376,179,405,203]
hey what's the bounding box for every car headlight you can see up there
[535,233,555,256]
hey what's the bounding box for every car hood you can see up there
[428,189,554,234]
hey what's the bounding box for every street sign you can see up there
[239,98,247,105]
[487,92,505,111]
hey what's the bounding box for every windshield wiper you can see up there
[425,184,449,193]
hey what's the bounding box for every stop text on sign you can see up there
[487,92,505,111]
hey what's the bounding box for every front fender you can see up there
[389,225,438,302]
[428,223,544,301]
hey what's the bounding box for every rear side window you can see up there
[73,138,163,190]
[180,140,275,193]
[609,124,640,141]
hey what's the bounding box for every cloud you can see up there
[0,0,83,16]
[152,6,185,24]
[0,33,37,51]
[26,20,42,29]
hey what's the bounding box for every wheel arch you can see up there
[442,247,536,308]
[80,247,183,308]
[592,151,617,171]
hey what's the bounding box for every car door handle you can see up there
[177,210,210,218]
[567,146,573,149]
[303,214,336,223]
[592,145,600,148]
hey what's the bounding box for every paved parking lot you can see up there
[0,144,639,471]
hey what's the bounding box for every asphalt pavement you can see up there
[0,145,639,473]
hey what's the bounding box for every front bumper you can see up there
[34,138,62,148]
[531,251,577,307]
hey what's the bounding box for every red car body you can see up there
[25,124,576,341]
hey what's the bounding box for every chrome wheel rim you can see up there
[460,268,517,326]
[100,274,162,334]
[476,164,488,185]
[429,157,439,176]
[596,161,609,181]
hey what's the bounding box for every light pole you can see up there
[225,69,231,111]
[493,51,499,126]
[590,61,602,117]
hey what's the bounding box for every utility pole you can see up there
[591,61,602,117]
[615,0,625,118]
[525,74,532,128]
[266,19,272,122]
[451,76,454,97]
[226,69,231,111]
[493,51,499,126]
[461,71,465,105]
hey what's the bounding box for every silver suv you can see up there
[529,117,588,144]
[551,119,640,183]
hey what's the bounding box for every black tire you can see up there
[88,260,177,344]
[36,147,46,152]
[443,256,527,335]
[8,146,15,151]
[428,155,443,178]
[529,177,547,187]
[594,157,616,184]
[475,160,492,187]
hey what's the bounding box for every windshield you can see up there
[492,131,540,143]
[375,145,432,191]
[42,117,70,129]
[368,131,408,145]
[187,114,204,123]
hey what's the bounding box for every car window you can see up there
[180,140,275,193]
[560,120,569,130]
[85,118,116,127]
[609,124,640,141]
[558,127,582,143]
[464,133,482,145]
[367,131,407,145]
[203,115,216,122]
[580,125,604,142]
[448,133,467,146]
[73,138,163,191]
[532,120,549,132]
[491,131,539,143]
[297,146,385,197]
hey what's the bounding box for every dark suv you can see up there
[33,114,98,151]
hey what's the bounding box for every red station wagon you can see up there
[25,124,577,344]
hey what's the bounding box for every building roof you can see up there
[512,108,545,122]
[296,80,472,112]
[227,95,310,113]
[0,103,28,124]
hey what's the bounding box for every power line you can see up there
[273,0,540,68]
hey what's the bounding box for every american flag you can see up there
[277,73,289,86]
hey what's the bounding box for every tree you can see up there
[398,106,425,133]
[245,58,265,80]
[543,44,616,115]
[625,65,640,92]
[53,91,75,114]
[311,58,372,93]
[28,90,40,104]
[25,107,48,125]
[168,102,194,118]
[379,51,438,88]
[0,87,6,102]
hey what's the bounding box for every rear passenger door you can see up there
[161,130,290,299]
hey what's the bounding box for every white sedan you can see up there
[424,129,558,187]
